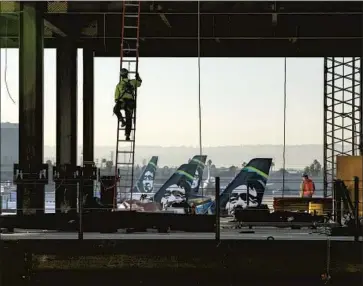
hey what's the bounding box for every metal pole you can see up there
[247,182,250,207]
[360,11,363,156]
[282,57,287,198]
[353,176,360,241]
[332,180,337,222]
[197,1,203,198]
[78,168,84,240]
[215,177,220,242]
[0,42,1,215]
[336,180,342,226]
[323,57,328,198]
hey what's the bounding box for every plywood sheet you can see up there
[336,156,363,216]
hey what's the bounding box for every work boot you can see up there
[116,115,125,125]
[125,135,131,141]
[118,119,126,127]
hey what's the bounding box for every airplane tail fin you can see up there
[153,163,198,203]
[189,155,207,193]
[133,156,158,193]
[219,158,272,209]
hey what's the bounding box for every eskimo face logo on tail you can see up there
[160,175,192,209]
[160,184,187,209]
[141,170,154,193]
[225,180,266,215]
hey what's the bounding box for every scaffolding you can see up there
[323,57,363,198]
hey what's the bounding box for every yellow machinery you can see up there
[308,202,324,216]
[336,155,363,217]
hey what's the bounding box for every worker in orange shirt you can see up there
[300,173,315,198]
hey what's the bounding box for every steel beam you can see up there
[17,3,45,215]
[83,49,95,207]
[323,57,363,197]
[56,40,78,214]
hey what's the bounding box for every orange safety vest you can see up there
[302,179,315,197]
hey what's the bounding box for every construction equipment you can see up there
[114,1,141,209]
[330,179,362,238]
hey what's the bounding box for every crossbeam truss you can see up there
[324,57,363,197]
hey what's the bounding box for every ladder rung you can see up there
[124,26,138,29]
[118,140,135,142]
[118,128,135,131]
[117,151,134,154]
[123,48,138,51]
[125,3,139,7]
[118,125,135,128]
[122,59,137,62]
[123,37,138,40]
[118,122,135,125]
[125,14,138,18]
[117,162,134,165]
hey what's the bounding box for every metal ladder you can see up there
[114,1,141,209]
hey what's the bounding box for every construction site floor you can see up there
[1,227,361,241]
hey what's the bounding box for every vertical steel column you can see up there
[215,177,220,242]
[56,40,78,214]
[83,49,95,207]
[17,2,45,215]
[324,57,362,197]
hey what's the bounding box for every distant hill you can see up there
[43,145,323,169]
[2,122,324,169]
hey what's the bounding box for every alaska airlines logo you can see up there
[225,179,265,215]
[161,184,186,209]
[161,178,192,209]
[139,170,154,193]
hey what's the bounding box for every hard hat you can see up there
[120,68,129,76]
[302,173,308,178]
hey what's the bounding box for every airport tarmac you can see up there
[1,227,360,241]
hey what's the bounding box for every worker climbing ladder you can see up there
[114,1,141,209]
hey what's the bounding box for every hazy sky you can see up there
[1,49,324,147]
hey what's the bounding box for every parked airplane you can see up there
[189,155,207,194]
[120,156,159,201]
[202,160,215,191]
[118,155,206,209]
[192,158,273,215]
[118,163,198,212]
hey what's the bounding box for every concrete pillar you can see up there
[56,40,78,214]
[17,2,45,215]
[83,49,95,207]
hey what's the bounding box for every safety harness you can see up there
[119,79,136,102]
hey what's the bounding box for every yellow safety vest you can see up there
[114,78,142,102]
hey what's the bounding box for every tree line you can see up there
[42,158,324,179]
